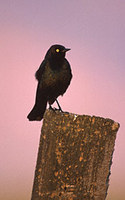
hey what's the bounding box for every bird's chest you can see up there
[41,65,68,88]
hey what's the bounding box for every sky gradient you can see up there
[0,1,125,199]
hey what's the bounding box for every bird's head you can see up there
[45,44,70,60]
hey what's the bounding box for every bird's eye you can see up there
[56,48,60,53]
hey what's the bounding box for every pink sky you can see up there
[0,1,125,199]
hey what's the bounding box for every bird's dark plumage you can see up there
[27,44,72,121]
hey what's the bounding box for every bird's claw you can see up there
[49,105,55,111]
[49,105,63,113]
[54,107,63,112]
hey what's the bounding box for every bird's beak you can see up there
[62,48,71,53]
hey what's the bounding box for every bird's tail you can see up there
[27,99,47,121]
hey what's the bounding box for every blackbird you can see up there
[27,44,72,121]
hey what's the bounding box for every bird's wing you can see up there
[35,59,46,81]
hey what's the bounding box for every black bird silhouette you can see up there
[27,44,72,121]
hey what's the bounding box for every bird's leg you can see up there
[55,99,63,112]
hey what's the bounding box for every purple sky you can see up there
[0,1,125,199]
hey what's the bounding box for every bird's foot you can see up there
[49,105,63,113]
[49,105,55,111]
[54,107,63,112]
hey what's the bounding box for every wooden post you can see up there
[31,109,120,200]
